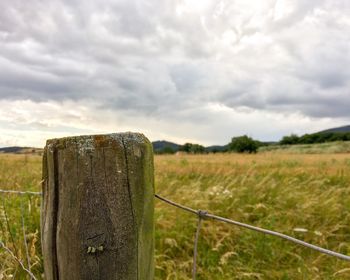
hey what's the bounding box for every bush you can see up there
[179,143,205,154]
[228,135,258,153]
[280,134,300,145]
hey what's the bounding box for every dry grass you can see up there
[155,153,350,279]
[1,151,350,279]
[0,154,42,279]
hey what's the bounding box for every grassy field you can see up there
[259,141,350,154]
[1,151,350,279]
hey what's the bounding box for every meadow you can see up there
[1,150,350,279]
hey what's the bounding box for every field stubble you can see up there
[0,152,350,279]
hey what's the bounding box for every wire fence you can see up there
[1,189,350,280]
[0,189,39,280]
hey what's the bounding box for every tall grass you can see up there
[260,141,350,154]
[0,155,42,279]
[1,152,350,279]
[155,153,350,279]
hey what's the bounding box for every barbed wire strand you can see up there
[0,189,42,196]
[2,190,350,279]
[0,241,38,280]
[20,199,33,279]
[155,194,350,262]
[192,213,202,280]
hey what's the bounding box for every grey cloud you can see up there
[169,63,206,92]
[303,100,350,118]
[0,0,350,124]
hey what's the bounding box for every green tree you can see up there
[280,134,300,145]
[179,143,205,154]
[299,133,320,144]
[161,147,175,154]
[179,143,192,153]
[190,144,205,154]
[228,135,258,153]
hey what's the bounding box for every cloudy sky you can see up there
[0,0,349,147]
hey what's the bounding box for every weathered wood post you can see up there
[41,133,154,280]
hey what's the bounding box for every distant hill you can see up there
[152,141,180,153]
[0,146,27,153]
[152,141,229,153]
[317,125,350,134]
[280,125,350,145]
[205,145,229,153]
[0,146,43,155]
[260,141,350,154]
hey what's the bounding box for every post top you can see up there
[45,132,151,154]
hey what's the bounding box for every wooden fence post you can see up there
[41,133,154,280]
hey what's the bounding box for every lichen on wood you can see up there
[41,132,154,280]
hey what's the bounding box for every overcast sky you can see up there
[0,0,349,147]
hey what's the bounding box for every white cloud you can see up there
[0,0,349,146]
[0,99,346,147]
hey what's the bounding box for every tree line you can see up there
[155,135,262,154]
[156,131,350,155]
[280,132,350,145]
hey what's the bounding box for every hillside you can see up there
[0,146,26,153]
[317,125,350,134]
[0,146,43,155]
[152,141,180,153]
[152,141,228,153]
[260,141,350,154]
[205,145,229,152]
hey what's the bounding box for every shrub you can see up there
[228,135,258,153]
